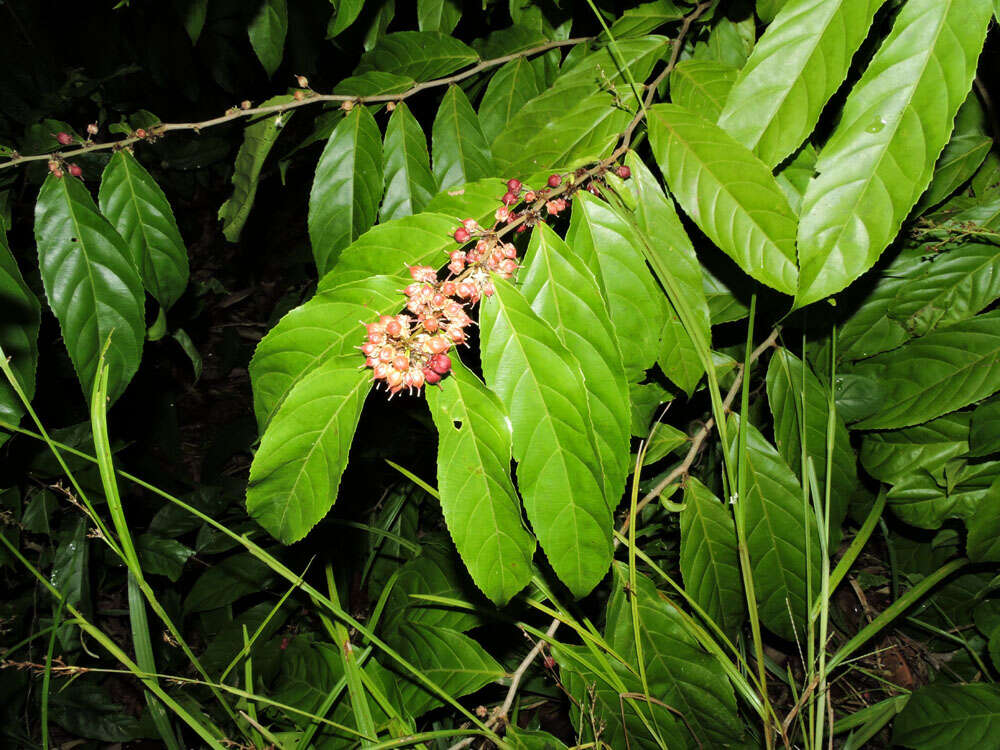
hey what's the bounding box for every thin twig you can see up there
[0,37,591,170]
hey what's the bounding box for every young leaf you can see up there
[431,85,495,190]
[249,275,399,430]
[766,348,858,541]
[669,59,738,121]
[647,104,798,296]
[35,175,145,404]
[605,563,744,745]
[679,478,745,637]
[894,683,1000,749]
[717,0,884,168]
[795,0,994,308]
[479,279,612,598]
[246,356,371,544]
[565,192,668,381]
[309,106,384,275]
[519,223,631,508]
[425,360,535,605]
[248,0,287,77]
[356,31,478,81]
[219,95,294,242]
[852,310,1000,429]
[98,151,189,310]
[478,57,545,144]
[381,102,436,222]
[0,231,40,445]
[728,415,822,641]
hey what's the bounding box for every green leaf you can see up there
[657,309,703,394]
[425,360,535,605]
[422,178,509,224]
[852,310,1000,429]
[333,71,417,97]
[647,103,798,296]
[623,152,711,353]
[380,547,483,635]
[178,0,208,44]
[249,276,398,430]
[356,31,478,81]
[885,460,999,529]
[756,0,789,22]
[717,0,884,168]
[478,57,545,144]
[184,553,275,612]
[894,683,1000,749]
[0,231,40,445]
[860,413,970,485]
[888,242,1000,337]
[35,174,145,404]
[247,356,371,543]
[248,0,287,77]
[795,0,994,307]
[702,264,749,325]
[505,727,569,750]
[51,518,90,614]
[679,478,745,637]
[604,0,685,39]
[417,0,461,33]
[606,563,743,745]
[728,415,822,641]
[917,92,992,212]
[479,279,612,598]
[136,534,194,582]
[971,396,1000,457]
[98,151,189,310]
[219,96,294,242]
[698,11,756,69]
[381,102,436,222]
[431,85,495,191]
[519,222,632,508]
[775,143,817,214]
[473,25,549,60]
[669,59,738,121]
[766,348,857,541]
[565,192,668,381]
[308,106,384,276]
[387,624,503,718]
[966,477,1000,562]
[629,381,673,437]
[327,0,364,37]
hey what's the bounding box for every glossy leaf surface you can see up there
[381,102,436,222]
[431,85,495,190]
[248,0,287,77]
[894,683,1000,749]
[670,59,737,121]
[0,231,40,442]
[357,31,478,81]
[478,57,545,144]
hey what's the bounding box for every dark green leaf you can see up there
[766,348,857,540]
[520,223,631,508]
[51,517,89,613]
[894,683,1000,749]
[728,415,822,641]
[887,461,999,529]
[381,102,436,222]
[0,231,40,446]
[248,0,287,77]
[647,104,799,296]
[917,92,992,212]
[431,85,495,191]
[308,106,384,275]
[247,356,370,543]
[473,25,548,60]
[669,59,737,121]
[479,279,612,598]
[795,0,993,307]
[860,413,970,484]
[478,57,545,144]
[565,192,668,381]
[629,381,673,437]
[333,71,417,97]
[679,478,745,636]
[98,150,189,309]
[219,95,294,242]
[971,396,1000,457]
[417,0,461,33]
[605,0,685,38]
[852,310,1000,429]
[183,552,275,612]
[136,534,194,582]
[381,546,483,635]
[327,0,364,37]
[717,0,884,168]
[966,477,1000,562]
[356,31,478,81]
[426,360,535,605]
[35,174,145,404]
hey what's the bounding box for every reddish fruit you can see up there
[506,178,522,193]
[387,370,404,388]
[495,205,510,223]
[423,368,442,385]
[55,132,72,145]
[52,168,63,178]
[547,174,561,188]
[293,90,306,101]
[134,128,147,138]
[617,165,631,179]
[453,227,470,243]
[430,353,452,375]
[428,336,450,354]
[524,191,536,202]
[501,191,517,205]
[385,319,402,337]
[462,218,478,231]
[409,369,425,389]
[441,281,457,296]
[393,355,410,371]
[68,164,82,178]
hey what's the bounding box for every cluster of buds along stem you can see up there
[360,211,522,396]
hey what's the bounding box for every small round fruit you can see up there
[55,132,73,145]
[68,164,82,178]
[430,353,452,375]
[616,165,631,179]
[547,174,561,188]
[506,178,522,193]
[453,227,470,243]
